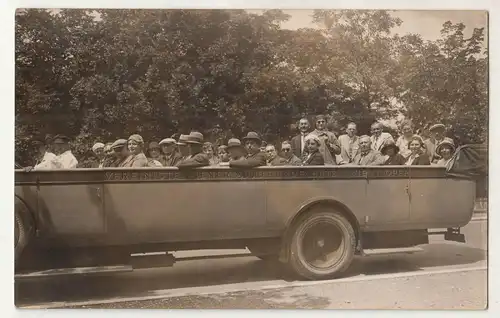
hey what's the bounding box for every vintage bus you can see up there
[14,144,487,280]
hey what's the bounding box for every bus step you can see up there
[362,247,423,256]
[15,265,133,279]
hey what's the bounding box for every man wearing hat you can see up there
[120,134,148,168]
[51,134,78,169]
[91,142,106,168]
[226,138,246,161]
[159,138,182,167]
[177,132,210,169]
[175,134,190,166]
[351,135,385,166]
[102,142,116,167]
[110,139,129,167]
[229,132,267,168]
[424,123,454,163]
[147,141,163,167]
[308,115,341,165]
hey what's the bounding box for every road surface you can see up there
[15,216,487,309]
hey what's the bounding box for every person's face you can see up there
[316,118,326,130]
[246,140,259,154]
[281,144,292,158]
[149,147,161,159]
[371,124,382,136]
[105,146,113,156]
[218,147,228,159]
[307,140,319,152]
[204,146,214,157]
[114,146,128,159]
[52,139,67,155]
[265,146,277,160]
[299,119,310,133]
[386,148,396,157]
[409,140,422,154]
[402,125,412,137]
[440,146,453,160]
[37,144,46,156]
[161,144,176,154]
[346,124,357,137]
[359,138,371,152]
[128,140,142,155]
[94,147,105,159]
[178,144,189,156]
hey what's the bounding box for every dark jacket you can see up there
[408,153,431,166]
[291,133,308,158]
[268,156,288,166]
[177,152,209,169]
[384,154,407,166]
[229,151,267,168]
[162,152,183,167]
[303,151,325,165]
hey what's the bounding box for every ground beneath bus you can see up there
[16,215,487,310]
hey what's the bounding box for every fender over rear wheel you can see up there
[287,211,356,280]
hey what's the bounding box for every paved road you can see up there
[16,217,487,309]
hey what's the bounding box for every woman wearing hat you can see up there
[435,140,456,167]
[302,134,325,165]
[381,140,406,165]
[404,135,431,166]
[120,134,149,168]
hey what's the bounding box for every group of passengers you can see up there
[25,115,457,170]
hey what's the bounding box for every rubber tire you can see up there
[15,200,33,262]
[287,211,356,280]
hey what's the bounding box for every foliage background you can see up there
[15,9,488,166]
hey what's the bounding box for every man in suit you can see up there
[160,138,182,166]
[307,115,341,165]
[281,141,302,165]
[291,118,311,159]
[336,122,360,165]
[265,144,287,166]
[177,132,210,169]
[230,132,267,168]
[370,122,395,152]
[424,123,454,163]
[352,135,385,166]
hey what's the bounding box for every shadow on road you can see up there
[15,242,486,307]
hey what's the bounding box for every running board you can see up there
[15,265,133,279]
[362,247,424,256]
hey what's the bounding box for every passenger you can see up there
[405,135,431,166]
[147,141,163,167]
[259,140,268,153]
[395,121,414,158]
[291,118,311,159]
[32,136,57,170]
[175,134,190,165]
[424,123,454,163]
[370,122,395,152]
[265,144,287,166]
[336,122,360,165]
[302,135,325,165]
[102,142,116,167]
[160,138,182,166]
[177,132,210,169]
[381,140,406,165]
[120,134,148,168]
[218,145,229,163]
[229,132,267,168]
[226,138,246,161]
[307,115,341,165]
[281,141,302,166]
[51,135,78,169]
[435,140,456,167]
[203,142,219,166]
[91,142,106,168]
[351,135,385,166]
[111,139,129,167]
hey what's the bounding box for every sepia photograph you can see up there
[13,6,489,310]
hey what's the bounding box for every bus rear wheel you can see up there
[287,211,356,280]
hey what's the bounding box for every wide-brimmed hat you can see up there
[436,140,456,155]
[381,140,400,155]
[429,123,446,132]
[52,134,70,144]
[128,134,144,144]
[159,138,176,146]
[227,138,243,149]
[186,131,204,144]
[92,142,105,152]
[176,134,189,146]
[242,132,262,144]
[111,139,127,149]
